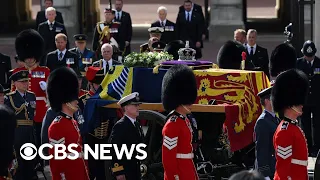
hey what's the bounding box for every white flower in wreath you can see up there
[154,60,162,66]
[148,52,153,56]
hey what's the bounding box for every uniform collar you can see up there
[283,116,298,125]
[264,109,275,117]
[47,20,55,25]
[168,110,186,120]
[60,111,73,120]
[125,114,136,125]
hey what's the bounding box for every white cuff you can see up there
[39,81,47,91]
[265,177,271,180]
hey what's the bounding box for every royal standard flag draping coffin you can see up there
[83,65,133,133]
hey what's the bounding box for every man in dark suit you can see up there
[178,0,206,40]
[176,0,204,59]
[36,0,64,29]
[38,7,68,65]
[109,92,144,180]
[114,0,133,56]
[92,43,121,75]
[0,53,11,89]
[254,87,279,180]
[245,29,269,79]
[296,40,320,156]
[45,33,78,72]
[151,6,176,44]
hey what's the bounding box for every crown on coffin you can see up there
[178,41,196,61]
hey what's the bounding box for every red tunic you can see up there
[273,117,308,180]
[48,112,89,180]
[78,89,88,98]
[12,66,50,122]
[162,111,198,180]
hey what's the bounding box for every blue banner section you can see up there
[82,86,117,134]
[132,67,167,103]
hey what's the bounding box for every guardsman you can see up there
[69,34,96,74]
[272,69,309,180]
[5,70,37,180]
[92,7,120,59]
[0,105,17,180]
[109,92,144,180]
[296,40,320,156]
[161,64,199,180]
[217,40,246,70]
[80,66,117,180]
[254,86,279,179]
[140,27,164,53]
[269,42,297,79]
[11,30,50,170]
[47,67,89,180]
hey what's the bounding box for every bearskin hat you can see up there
[269,43,296,77]
[271,69,309,113]
[47,67,79,112]
[161,64,197,111]
[15,29,44,62]
[164,40,186,60]
[217,40,245,69]
[0,105,16,171]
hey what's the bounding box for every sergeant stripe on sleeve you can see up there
[49,137,66,145]
[163,136,178,150]
[277,145,292,159]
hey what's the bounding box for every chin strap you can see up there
[66,102,78,112]
[182,105,191,114]
[291,106,302,115]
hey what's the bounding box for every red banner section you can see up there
[194,69,270,151]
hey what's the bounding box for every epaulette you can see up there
[281,121,289,130]
[53,116,62,122]
[69,48,76,51]
[113,22,120,25]
[97,21,105,25]
[6,91,15,96]
[167,111,186,122]
[169,115,178,122]
[140,43,148,48]
[26,90,35,95]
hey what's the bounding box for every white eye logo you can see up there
[20,143,37,160]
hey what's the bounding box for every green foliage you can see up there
[124,51,173,68]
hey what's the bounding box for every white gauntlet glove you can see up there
[39,81,47,91]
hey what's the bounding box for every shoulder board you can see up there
[6,91,16,96]
[69,48,76,51]
[97,21,105,25]
[38,66,50,70]
[26,91,35,95]
[140,43,148,47]
[113,22,120,25]
[53,116,62,122]
[281,121,289,130]
[169,115,178,122]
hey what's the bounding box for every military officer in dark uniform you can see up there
[109,92,144,180]
[140,27,164,53]
[80,66,117,180]
[92,8,121,59]
[69,34,96,72]
[4,70,37,180]
[254,86,279,179]
[296,40,320,155]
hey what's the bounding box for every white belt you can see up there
[36,97,46,101]
[291,159,308,166]
[176,153,194,159]
[67,152,84,159]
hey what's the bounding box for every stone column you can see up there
[209,0,245,42]
[314,0,320,56]
[48,0,80,43]
[0,0,20,32]
[17,0,32,22]
[85,0,101,33]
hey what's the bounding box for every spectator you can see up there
[36,0,64,29]
[245,29,269,78]
[38,7,68,65]
[176,0,203,59]
[234,29,247,46]
[229,170,265,180]
[151,6,176,44]
[114,0,133,56]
